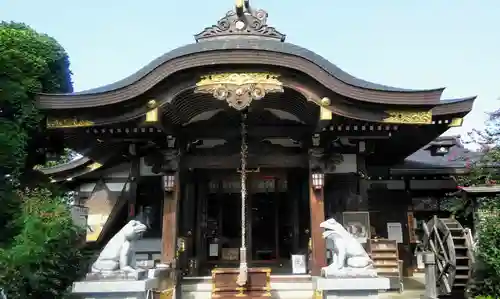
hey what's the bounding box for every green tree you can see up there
[472,202,500,298]
[0,22,87,299]
[449,108,500,297]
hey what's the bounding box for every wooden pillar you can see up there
[155,149,181,299]
[194,172,208,275]
[274,178,280,260]
[159,171,180,299]
[128,145,140,220]
[308,168,326,276]
[180,172,196,275]
[356,155,369,211]
[161,171,180,266]
[467,193,479,235]
[287,170,300,253]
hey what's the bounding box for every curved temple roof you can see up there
[44,40,439,97]
[35,2,476,110]
[37,1,478,181]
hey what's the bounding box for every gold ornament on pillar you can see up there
[319,97,332,120]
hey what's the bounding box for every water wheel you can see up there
[422,216,474,297]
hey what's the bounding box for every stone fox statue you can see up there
[320,218,373,275]
[91,220,147,274]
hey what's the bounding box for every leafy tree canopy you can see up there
[0,22,87,299]
[0,21,72,177]
[449,106,500,298]
[457,108,500,188]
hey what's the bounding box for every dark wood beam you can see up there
[181,125,311,140]
[128,153,140,220]
[182,154,307,169]
[80,127,393,143]
[183,126,395,139]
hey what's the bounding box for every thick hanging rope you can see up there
[236,111,249,287]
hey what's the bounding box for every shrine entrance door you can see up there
[201,170,295,274]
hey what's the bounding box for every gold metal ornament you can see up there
[46,118,94,128]
[320,97,331,106]
[382,110,432,124]
[145,99,159,123]
[195,73,284,111]
[320,107,332,120]
[87,162,102,171]
[147,99,157,108]
[448,117,464,127]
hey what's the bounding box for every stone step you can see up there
[181,276,314,299]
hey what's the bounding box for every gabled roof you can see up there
[391,136,483,175]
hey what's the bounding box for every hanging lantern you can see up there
[163,174,176,192]
[311,170,325,190]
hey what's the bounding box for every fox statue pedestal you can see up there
[314,218,390,299]
[72,278,159,299]
[315,276,390,299]
[71,220,161,299]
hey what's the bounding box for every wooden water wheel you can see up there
[422,216,474,297]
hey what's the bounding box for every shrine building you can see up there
[37,1,477,295]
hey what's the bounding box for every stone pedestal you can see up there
[315,277,390,299]
[72,278,158,299]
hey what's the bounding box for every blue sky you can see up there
[2,0,497,137]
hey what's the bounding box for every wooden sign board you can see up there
[221,248,239,261]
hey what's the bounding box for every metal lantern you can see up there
[163,174,176,192]
[311,171,325,190]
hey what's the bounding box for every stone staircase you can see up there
[181,275,314,299]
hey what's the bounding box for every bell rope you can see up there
[236,111,249,286]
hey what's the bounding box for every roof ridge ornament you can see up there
[194,0,286,43]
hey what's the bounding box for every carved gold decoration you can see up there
[87,162,102,171]
[448,117,464,127]
[47,118,94,128]
[382,110,432,124]
[195,73,284,111]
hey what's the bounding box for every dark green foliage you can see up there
[472,199,500,298]
[42,148,80,168]
[449,106,500,298]
[0,22,86,299]
[0,21,72,178]
[0,189,88,299]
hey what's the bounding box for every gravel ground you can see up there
[379,274,425,299]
